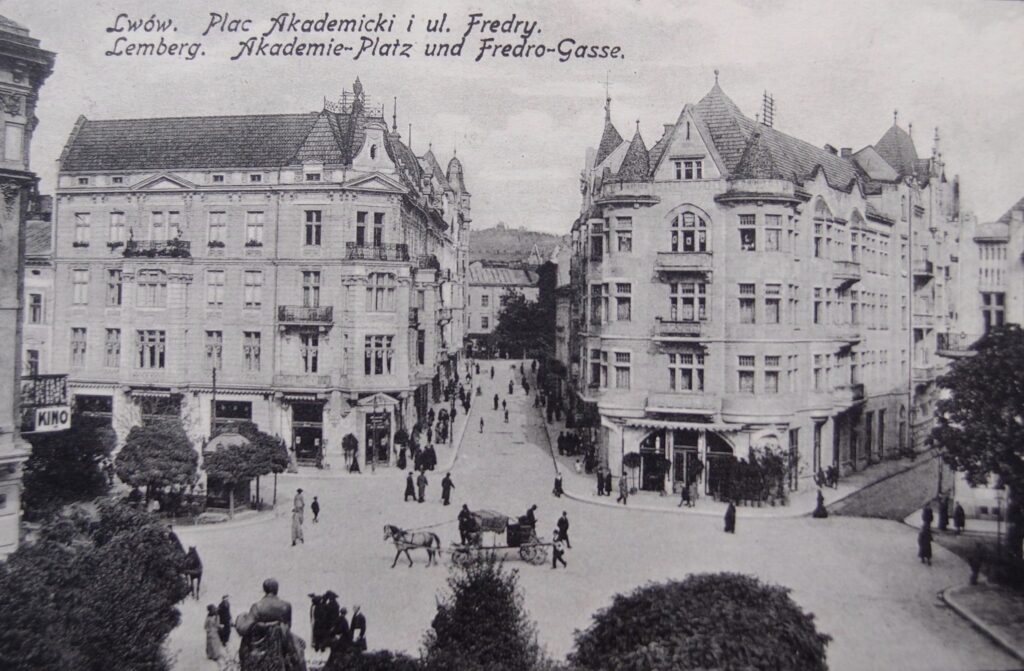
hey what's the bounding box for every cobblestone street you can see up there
[168,361,1019,671]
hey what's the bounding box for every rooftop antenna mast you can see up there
[761,90,774,128]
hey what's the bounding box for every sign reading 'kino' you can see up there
[20,375,71,433]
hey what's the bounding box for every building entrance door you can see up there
[639,431,666,492]
[365,411,391,467]
[705,433,734,498]
[292,402,324,464]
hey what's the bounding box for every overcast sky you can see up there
[6,0,1024,233]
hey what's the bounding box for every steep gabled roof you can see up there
[615,127,650,182]
[595,106,625,167]
[996,194,1024,225]
[733,130,786,179]
[419,149,451,191]
[60,113,321,172]
[874,124,920,178]
[693,83,859,190]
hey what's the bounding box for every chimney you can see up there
[823,144,838,155]
[840,147,852,159]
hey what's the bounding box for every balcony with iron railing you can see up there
[124,239,191,258]
[277,305,334,324]
[912,256,933,279]
[936,332,976,359]
[346,242,410,262]
[653,318,703,338]
[655,251,713,274]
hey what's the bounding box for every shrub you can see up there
[570,573,830,671]
[324,650,422,671]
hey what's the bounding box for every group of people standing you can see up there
[309,590,368,660]
[404,470,457,505]
[917,497,969,567]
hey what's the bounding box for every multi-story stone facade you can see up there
[464,261,538,356]
[22,195,52,377]
[563,77,962,495]
[0,15,54,556]
[50,78,469,471]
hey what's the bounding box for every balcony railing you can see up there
[832,383,865,407]
[912,257,933,278]
[417,254,440,270]
[274,372,333,388]
[408,307,420,326]
[832,326,862,345]
[277,305,333,324]
[912,365,937,383]
[346,242,410,261]
[937,332,976,359]
[833,259,862,283]
[124,239,191,258]
[655,251,713,273]
[20,373,68,408]
[654,318,703,338]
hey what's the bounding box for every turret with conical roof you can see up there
[594,92,624,168]
[447,153,467,193]
[615,122,650,182]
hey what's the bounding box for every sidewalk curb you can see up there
[172,505,288,535]
[941,585,1024,663]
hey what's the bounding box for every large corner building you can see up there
[50,79,469,471]
[562,77,962,494]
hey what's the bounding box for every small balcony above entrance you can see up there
[277,305,333,325]
[832,259,861,285]
[653,318,702,338]
[655,251,713,274]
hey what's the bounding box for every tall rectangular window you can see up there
[764,214,782,251]
[764,355,780,394]
[676,159,703,180]
[738,355,755,393]
[614,352,631,389]
[739,283,756,324]
[72,269,89,305]
[590,223,604,260]
[137,270,167,308]
[589,348,601,386]
[616,217,632,252]
[246,211,264,245]
[4,124,23,161]
[356,211,367,245]
[739,214,756,251]
[137,330,166,369]
[243,331,261,371]
[205,330,223,370]
[109,212,126,243]
[244,270,263,308]
[670,282,707,321]
[302,271,321,307]
[417,329,426,365]
[167,211,180,240]
[481,316,490,330]
[765,284,781,324]
[982,292,1006,333]
[366,273,396,311]
[590,284,602,324]
[813,287,823,325]
[788,284,800,327]
[74,213,90,244]
[615,283,631,321]
[208,211,226,244]
[364,335,394,375]
[104,328,120,368]
[814,354,824,391]
[27,293,43,323]
[151,211,165,240]
[206,270,225,307]
[301,334,319,373]
[373,212,385,246]
[25,349,39,376]
[668,352,704,391]
[70,327,87,368]
[304,210,322,246]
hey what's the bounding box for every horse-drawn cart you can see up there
[450,509,548,566]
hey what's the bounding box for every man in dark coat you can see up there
[553,472,563,498]
[327,607,351,663]
[556,511,571,548]
[458,504,474,544]
[417,471,428,503]
[596,466,605,496]
[954,502,967,534]
[490,366,495,379]
[918,525,933,565]
[311,497,320,524]
[426,425,433,444]
[424,445,437,470]
[217,595,232,646]
[604,471,613,498]
[921,505,934,527]
[524,504,538,528]
[938,496,950,531]
[494,393,499,410]
[350,605,367,652]
[310,591,337,652]
[812,489,828,518]
[441,473,455,505]
[404,472,416,502]
[508,380,514,395]
[724,502,737,533]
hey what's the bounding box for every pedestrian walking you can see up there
[724,501,736,533]
[294,489,305,522]
[954,502,966,534]
[504,408,509,423]
[427,425,433,444]
[551,529,567,569]
[502,399,507,411]
[417,471,428,503]
[217,595,232,646]
[479,417,485,433]
[557,511,571,548]
[458,504,475,544]
[508,380,514,395]
[677,485,690,508]
[921,505,934,527]
[596,466,605,496]
[205,604,225,665]
[404,472,416,502]
[291,506,304,546]
[553,471,563,497]
[616,472,629,505]
[918,525,933,565]
[441,473,455,505]
[327,607,351,664]
[938,495,950,531]
[524,381,531,395]
[490,366,495,379]
[311,496,320,523]
[812,489,829,518]
[493,393,499,410]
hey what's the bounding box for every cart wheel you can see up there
[520,544,547,565]
[452,548,471,567]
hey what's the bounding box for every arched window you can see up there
[365,272,396,312]
[670,210,709,252]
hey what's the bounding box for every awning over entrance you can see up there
[625,418,741,432]
[130,388,173,399]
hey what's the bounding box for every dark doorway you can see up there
[705,433,734,497]
[365,411,391,467]
[292,402,323,463]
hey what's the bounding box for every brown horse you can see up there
[384,524,440,568]
[182,546,203,600]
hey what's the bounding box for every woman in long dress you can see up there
[205,604,225,665]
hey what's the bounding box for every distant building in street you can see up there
[561,77,963,495]
[22,195,53,376]
[48,78,469,472]
[0,15,54,557]
[464,260,538,356]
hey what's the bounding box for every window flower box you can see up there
[72,241,90,248]
[244,240,263,248]
[207,240,226,248]
[106,241,124,250]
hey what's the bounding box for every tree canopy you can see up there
[0,500,189,671]
[114,419,198,491]
[22,414,116,521]
[492,289,551,358]
[422,553,547,671]
[569,573,830,671]
[931,324,1024,555]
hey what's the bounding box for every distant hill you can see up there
[469,224,569,264]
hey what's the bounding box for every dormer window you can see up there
[248,173,262,183]
[305,172,322,182]
[370,144,378,159]
[111,176,124,185]
[673,159,703,180]
[212,174,225,183]
[77,177,90,186]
